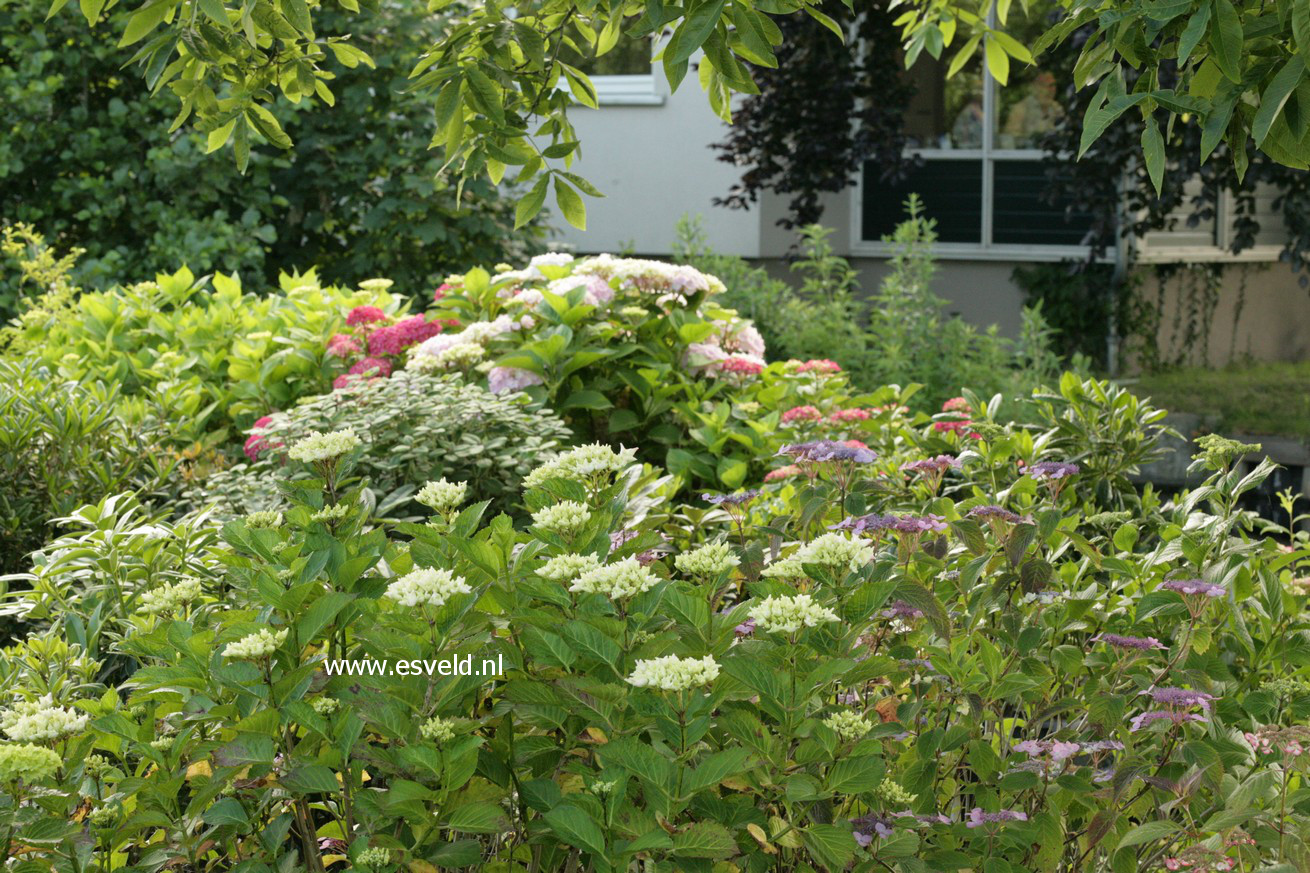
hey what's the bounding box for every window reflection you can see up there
[902,57,984,151]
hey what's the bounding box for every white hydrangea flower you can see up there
[794,532,875,572]
[459,315,519,345]
[435,341,486,368]
[875,778,918,806]
[311,503,352,523]
[287,429,362,463]
[0,743,63,783]
[530,252,575,269]
[531,501,592,536]
[569,557,660,600]
[748,593,840,634]
[406,351,445,374]
[137,577,203,616]
[357,847,393,868]
[416,478,468,513]
[823,709,872,742]
[759,556,805,580]
[420,716,459,744]
[358,278,394,292]
[384,568,472,609]
[674,542,740,578]
[223,628,289,660]
[524,443,637,488]
[311,697,340,715]
[626,655,720,691]
[0,696,90,743]
[537,553,602,583]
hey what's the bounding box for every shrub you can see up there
[5,255,401,444]
[0,392,1304,873]
[0,358,169,575]
[195,372,572,518]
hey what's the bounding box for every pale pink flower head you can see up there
[487,366,544,394]
[942,396,971,413]
[829,408,870,423]
[795,359,841,374]
[720,356,764,376]
[243,414,277,461]
[349,357,392,378]
[326,333,362,358]
[781,405,823,424]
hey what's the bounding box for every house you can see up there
[548,44,1310,366]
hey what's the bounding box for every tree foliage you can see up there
[1,0,541,298]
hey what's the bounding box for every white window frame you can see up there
[592,72,663,106]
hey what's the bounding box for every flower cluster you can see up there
[626,655,720,691]
[779,439,878,465]
[137,577,203,616]
[367,315,443,356]
[794,359,841,374]
[0,743,63,783]
[674,542,740,578]
[287,429,362,464]
[537,553,602,584]
[781,405,823,424]
[793,532,875,572]
[531,501,593,536]
[524,443,637,489]
[828,408,869,423]
[570,557,660,600]
[749,593,840,634]
[487,366,544,395]
[823,709,872,742]
[966,809,1028,828]
[1161,578,1226,598]
[0,696,90,743]
[223,628,288,660]
[1130,687,1216,731]
[346,305,388,327]
[385,568,472,609]
[244,414,276,462]
[420,716,460,744]
[416,478,468,513]
[1092,633,1167,652]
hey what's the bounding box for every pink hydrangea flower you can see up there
[781,405,823,424]
[795,359,841,374]
[764,464,803,482]
[346,305,388,327]
[349,357,392,377]
[828,408,870,423]
[942,396,971,413]
[720,356,764,376]
[367,315,443,356]
[326,333,362,358]
[244,415,276,461]
[434,283,452,302]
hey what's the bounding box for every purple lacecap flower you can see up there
[733,618,756,637]
[1161,578,1227,598]
[1147,687,1216,710]
[1027,461,1080,480]
[891,811,952,826]
[778,440,878,464]
[1093,633,1168,652]
[851,813,896,843]
[888,514,948,535]
[899,657,935,672]
[1014,739,1082,761]
[967,504,1023,523]
[1081,740,1125,754]
[966,809,1028,828]
[833,513,897,535]
[1130,710,1207,732]
[901,455,961,475]
[882,600,924,620]
[487,366,544,394]
[836,691,861,705]
[702,490,762,507]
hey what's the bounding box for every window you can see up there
[560,32,661,105]
[855,6,1096,257]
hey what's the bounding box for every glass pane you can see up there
[862,159,983,243]
[560,33,651,76]
[991,160,1095,245]
[993,8,1065,149]
[902,52,984,150]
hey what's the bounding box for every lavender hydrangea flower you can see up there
[888,514,948,535]
[891,811,952,826]
[882,600,925,620]
[1161,578,1227,598]
[1092,633,1168,652]
[901,455,961,475]
[967,505,1023,523]
[966,809,1028,828]
[1146,687,1216,711]
[832,513,897,537]
[779,440,878,464]
[851,812,896,845]
[1027,461,1080,480]
[702,490,763,507]
[733,617,756,637]
[1130,710,1207,731]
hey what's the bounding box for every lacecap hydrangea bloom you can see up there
[531,501,592,536]
[570,557,660,600]
[524,443,637,488]
[0,696,90,743]
[674,542,740,578]
[794,532,875,572]
[384,568,472,608]
[0,743,63,783]
[137,577,203,615]
[626,655,720,691]
[749,593,840,634]
[416,478,468,513]
[823,709,872,742]
[487,366,544,395]
[287,429,362,463]
[223,628,289,660]
[537,553,602,583]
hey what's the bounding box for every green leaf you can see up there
[670,0,728,63]
[202,797,250,827]
[464,65,504,122]
[682,748,750,795]
[118,3,168,46]
[279,0,311,35]
[515,174,549,229]
[247,103,293,149]
[1210,0,1243,84]
[801,824,857,871]
[1254,57,1306,147]
[553,176,586,230]
[445,801,506,833]
[825,756,885,795]
[1141,116,1165,195]
[984,35,1010,86]
[562,389,611,410]
[77,0,106,24]
[1116,819,1183,849]
[542,803,607,856]
[671,822,736,859]
[281,763,340,794]
[1178,3,1210,64]
[1294,0,1310,53]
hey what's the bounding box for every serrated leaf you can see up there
[553,176,586,230]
